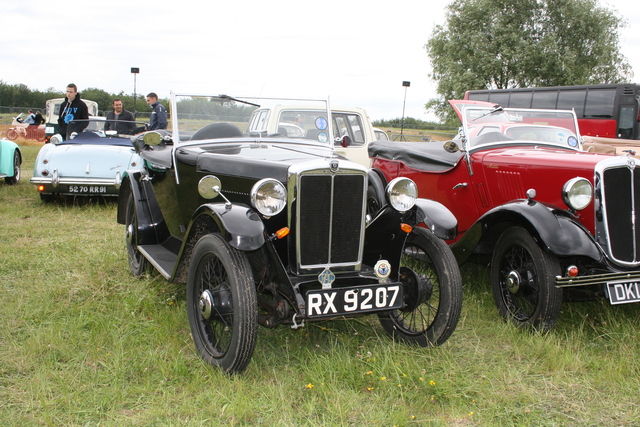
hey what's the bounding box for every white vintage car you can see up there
[31,117,146,201]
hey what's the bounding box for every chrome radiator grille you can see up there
[294,168,366,273]
[601,161,640,264]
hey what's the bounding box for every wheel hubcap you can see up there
[506,271,521,294]
[200,289,214,319]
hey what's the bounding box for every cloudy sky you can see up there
[2,0,638,121]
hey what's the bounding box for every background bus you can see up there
[465,84,640,139]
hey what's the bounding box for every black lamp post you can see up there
[131,67,139,116]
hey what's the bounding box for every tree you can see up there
[425,0,633,123]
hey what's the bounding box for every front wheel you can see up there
[379,227,463,347]
[187,233,258,373]
[6,128,18,140]
[491,227,563,331]
[4,151,20,185]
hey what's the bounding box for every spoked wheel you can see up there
[125,193,148,276]
[187,233,258,373]
[6,128,18,141]
[4,151,21,185]
[379,227,462,347]
[491,227,563,331]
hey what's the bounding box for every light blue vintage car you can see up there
[30,117,146,201]
[0,138,22,185]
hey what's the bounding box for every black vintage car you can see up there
[117,93,463,373]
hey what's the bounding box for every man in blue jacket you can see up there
[146,92,168,130]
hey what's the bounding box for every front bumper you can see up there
[555,270,640,288]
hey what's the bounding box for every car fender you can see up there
[414,198,458,241]
[117,170,171,245]
[451,199,601,264]
[1,140,21,176]
[191,203,266,251]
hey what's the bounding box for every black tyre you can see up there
[4,151,20,185]
[379,227,462,347]
[6,128,18,141]
[491,227,563,331]
[187,233,258,373]
[125,193,148,276]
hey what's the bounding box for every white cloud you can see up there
[1,0,637,121]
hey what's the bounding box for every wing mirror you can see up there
[443,140,461,153]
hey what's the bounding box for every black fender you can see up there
[190,203,266,251]
[451,199,602,265]
[116,170,171,246]
[414,198,458,241]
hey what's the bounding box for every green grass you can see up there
[2,145,640,426]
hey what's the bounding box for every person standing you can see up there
[58,83,89,138]
[146,92,168,130]
[105,98,136,134]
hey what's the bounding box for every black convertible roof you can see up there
[368,140,462,172]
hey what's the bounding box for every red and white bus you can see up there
[465,84,640,139]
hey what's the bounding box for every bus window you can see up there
[618,106,635,139]
[509,91,532,108]
[489,92,510,106]
[584,89,615,118]
[532,91,558,109]
[557,90,586,115]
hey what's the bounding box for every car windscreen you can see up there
[62,119,147,145]
[463,107,581,149]
[172,94,332,145]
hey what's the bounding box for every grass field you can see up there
[1,145,640,426]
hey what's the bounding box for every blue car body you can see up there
[30,118,145,200]
[0,138,22,185]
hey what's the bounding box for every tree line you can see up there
[425,0,633,124]
[0,80,160,114]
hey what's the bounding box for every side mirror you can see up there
[143,131,163,146]
[341,135,351,148]
[443,140,460,153]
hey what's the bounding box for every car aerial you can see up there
[116,93,464,373]
[370,100,640,331]
[0,138,22,184]
[30,117,146,201]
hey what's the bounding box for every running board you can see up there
[138,236,181,280]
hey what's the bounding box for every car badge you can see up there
[330,160,339,172]
[374,260,391,282]
[318,268,335,289]
[627,156,636,170]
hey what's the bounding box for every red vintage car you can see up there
[370,100,639,330]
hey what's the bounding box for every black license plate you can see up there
[306,284,402,318]
[607,280,640,305]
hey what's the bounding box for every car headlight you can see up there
[386,177,418,212]
[562,177,592,211]
[251,178,286,216]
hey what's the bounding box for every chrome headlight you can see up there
[251,178,286,216]
[562,177,592,210]
[386,177,418,212]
